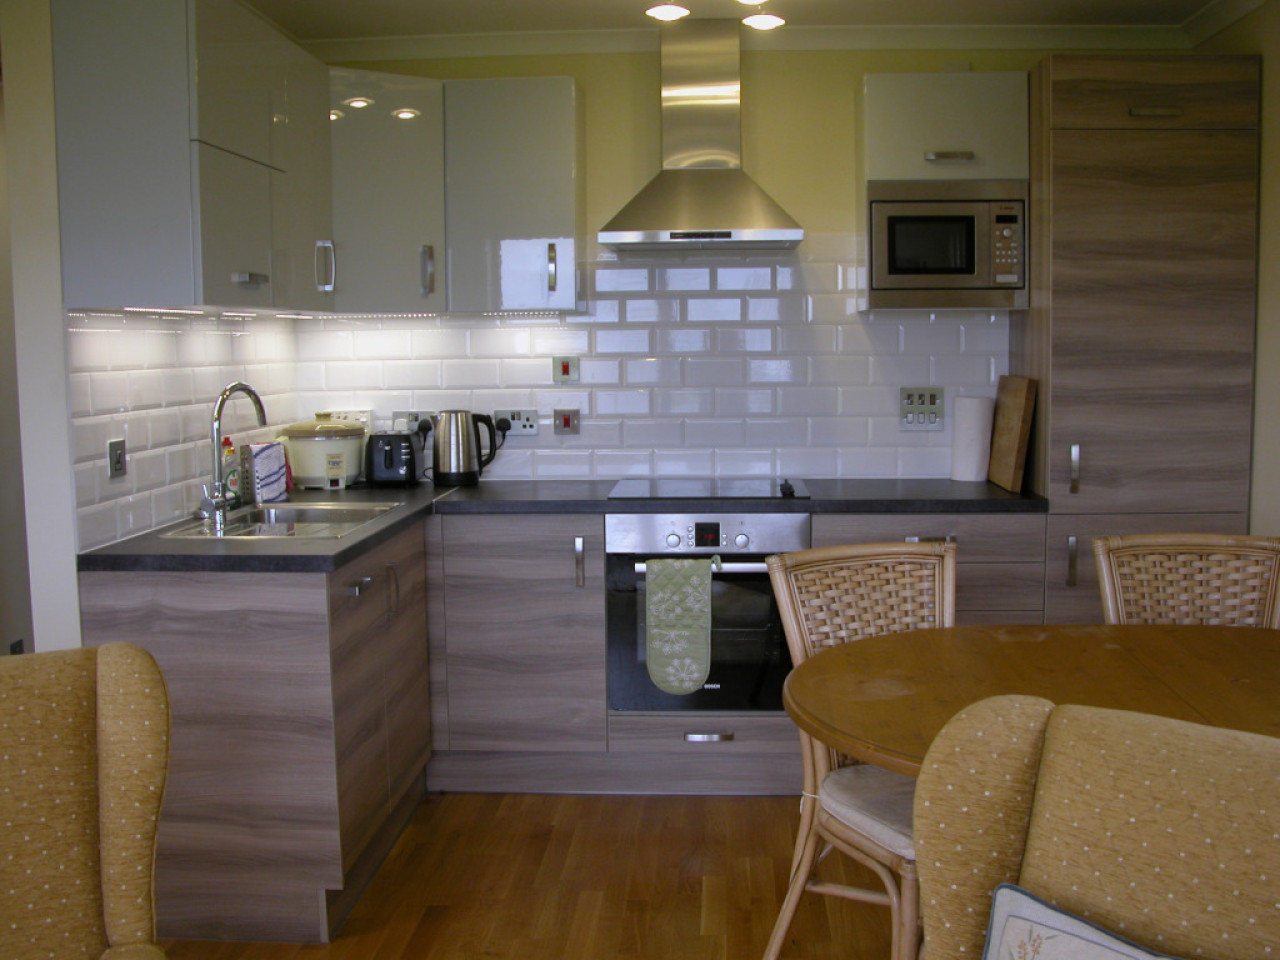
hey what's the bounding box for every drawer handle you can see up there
[904,535,957,543]
[1066,535,1079,588]
[684,732,735,743]
[348,576,374,598]
[1070,443,1081,494]
[924,150,975,162]
[1128,106,1183,118]
[231,271,270,286]
[574,536,585,588]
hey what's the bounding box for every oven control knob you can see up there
[666,533,682,548]
[734,533,750,549]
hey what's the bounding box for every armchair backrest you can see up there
[0,643,169,959]
[914,695,1280,960]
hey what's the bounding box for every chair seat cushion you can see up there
[984,884,1180,960]
[819,763,916,859]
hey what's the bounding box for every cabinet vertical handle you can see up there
[420,244,435,296]
[316,240,336,293]
[547,243,558,293]
[386,563,400,618]
[574,536,585,588]
[1069,443,1081,494]
[1066,535,1078,587]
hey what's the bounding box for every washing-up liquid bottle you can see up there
[221,436,242,509]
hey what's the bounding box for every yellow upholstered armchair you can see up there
[914,695,1280,960]
[0,643,170,960]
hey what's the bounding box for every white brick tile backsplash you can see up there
[69,237,1013,547]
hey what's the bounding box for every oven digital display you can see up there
[693,522,721,548]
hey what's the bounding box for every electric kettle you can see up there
[431,410,497,486]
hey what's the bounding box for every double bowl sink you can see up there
[160,501,401,540]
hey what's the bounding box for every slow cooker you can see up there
[279,416,365,489]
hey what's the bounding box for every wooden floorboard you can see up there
[160,792,892,960]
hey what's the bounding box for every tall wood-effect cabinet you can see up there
[52,0,332,310]
[1017,55,1260,621]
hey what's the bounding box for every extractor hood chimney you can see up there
[598,19,803,250]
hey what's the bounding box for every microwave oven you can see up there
[868,180,1028,309]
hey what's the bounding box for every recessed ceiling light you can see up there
[393,108,421,120]
[343,96,374,109]
[743,13,785,30]
[736,0,768,5]
[329,109,344,121]
[646,4,690,21]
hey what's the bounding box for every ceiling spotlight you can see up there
[743,13,785,30]
[329,109,344,121]
[736,0,769,4]
[392,108,421,120]
[343,96,374,109]
[646,4,690,21]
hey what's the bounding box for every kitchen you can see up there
[2,0,1279,956]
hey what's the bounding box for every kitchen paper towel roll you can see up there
[950,396,996,482]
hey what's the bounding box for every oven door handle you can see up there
[633,561,768,575]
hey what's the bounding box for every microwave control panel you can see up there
[990,201,1024,287]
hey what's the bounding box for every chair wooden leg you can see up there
[763,805,823,960]
[788,793,818,877]
[894,867,921,960]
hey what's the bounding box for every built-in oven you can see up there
[605,511,811,712]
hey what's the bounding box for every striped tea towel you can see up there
[248,442,289,503]
[645,556,719,695]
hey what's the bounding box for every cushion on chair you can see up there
[819,763,917,859]
[1018,705,1280,960]
[0,648,110,960]
[984,884,1181,960]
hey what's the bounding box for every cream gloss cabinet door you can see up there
[443,77,581,313]
[863,72,1030,181]
[329,69,446,314]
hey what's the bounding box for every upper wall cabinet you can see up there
[444,77,583,313]
[863,72,1029,181]
[329,69,447,314]
[52,0,332,311]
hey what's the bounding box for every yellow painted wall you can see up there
[343,49,1051,238]
[1197,0,1280,535]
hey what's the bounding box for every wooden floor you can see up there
[160,792,892,960]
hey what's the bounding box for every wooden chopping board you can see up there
[987,375,1037,492]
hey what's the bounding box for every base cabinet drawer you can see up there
[608,713,798,754]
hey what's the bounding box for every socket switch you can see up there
[494,409,539,436]
[899,387,945,431]
[107,439,127,478]
[553,356,580,383]
[553,408,581,435]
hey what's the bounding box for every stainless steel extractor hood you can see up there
[598,20,803,251]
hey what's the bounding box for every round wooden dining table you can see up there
[783,622,1280,777]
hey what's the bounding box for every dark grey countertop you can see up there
[78,477,1045,573]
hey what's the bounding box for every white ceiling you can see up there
[242,0,1255,46]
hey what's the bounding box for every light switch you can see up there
[553,356,580,383]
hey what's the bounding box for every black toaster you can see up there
[365,430,425,485]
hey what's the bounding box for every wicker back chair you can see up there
[1093,532,1280,628]
[762,542,956,960]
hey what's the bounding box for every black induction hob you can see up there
[606,477,810,499]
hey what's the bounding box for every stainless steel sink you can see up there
[160,502,401,539]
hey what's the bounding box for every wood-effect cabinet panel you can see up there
[441,514,606,751]
[812,513,1046,619]
[1046,55,1260,130]
[1044,513,1248,623]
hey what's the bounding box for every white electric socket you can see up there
[390,410,435,429]
[899,387,945,431]
[494,409,539,436]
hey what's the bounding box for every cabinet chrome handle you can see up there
[231,271,270,286]
[1069,443,1081,494]
[386,563,400,618]
[547,243,557,293]
[574,536,585,587]
[1129,106,1182,118]
[348,576,374,598]
[316,240,335,293]
[904,535,957,543]
[1066,536,1078,587]
[420,244,435,296]
[924,150,975,162]
[685,732,734,743]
